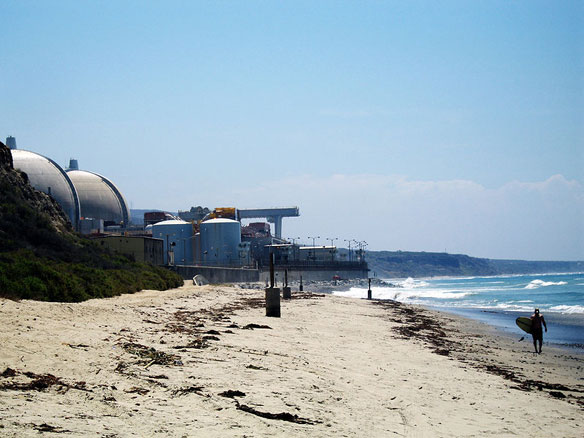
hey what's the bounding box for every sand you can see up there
[0,282,582,437]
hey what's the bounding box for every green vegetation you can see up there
[0,160,183,302]
[0,250,182,302]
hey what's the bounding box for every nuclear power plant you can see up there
[6,136,368,282]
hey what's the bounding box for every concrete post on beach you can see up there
[282,269,291,299]
[265,253,281,317]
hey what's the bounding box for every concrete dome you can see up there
[67,170,130,226]
[11,149,80,228]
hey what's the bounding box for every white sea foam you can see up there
[492,303,536,312]
[398,277,430,288]
[332,286,472,302]
[548,305,584,314]
[524,279,568,289]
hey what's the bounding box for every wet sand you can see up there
[0,282,582,437]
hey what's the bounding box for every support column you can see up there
[274,216,283,239]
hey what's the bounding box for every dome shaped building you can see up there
[67,167,130,227]
[11,149,81,229]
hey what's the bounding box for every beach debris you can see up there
[218,389,246,398]
[1,367,16,377]
[143,319,161,325]
[205,329,221,335]
[32,423,70,433]
[0,368,89,392]
[125,386,149,395]
[235,402,316,425]
[242,323,272,330]
[246,364,268,371]
[172,385,205,396]
[63,343,90,349]
[120,342,180,367]
[173,337,210,350]
[374,300,584,407]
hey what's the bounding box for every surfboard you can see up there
[516,317,533,334]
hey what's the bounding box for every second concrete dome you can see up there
[67,169,130,226]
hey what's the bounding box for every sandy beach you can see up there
[0,282,582,437]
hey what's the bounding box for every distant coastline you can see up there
[364,250,584,278]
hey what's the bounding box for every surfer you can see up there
[530,308,547,354]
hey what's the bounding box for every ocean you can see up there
[332,272,584,352]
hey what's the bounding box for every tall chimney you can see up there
[6,136,16,150]
[68,158,79,170]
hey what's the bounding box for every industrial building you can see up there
[95,235,164,265]
[8,138,131,233]
[199,218,244,266]
[10,148,81,229]
[6,136,368,281]
[66,159,130,227]
[151,219,195,265]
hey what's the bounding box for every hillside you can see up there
[366,250,584,278]
[0,142,183,302]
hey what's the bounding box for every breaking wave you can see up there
[548,305,584,314]
[333,286,473,302]
[524,279,567,289]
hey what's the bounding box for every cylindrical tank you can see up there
[200,218,241,266]
[151,220,194,265]
[193,233,201,264]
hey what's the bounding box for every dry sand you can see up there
[0,282,582,437]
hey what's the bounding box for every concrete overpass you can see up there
[238,207,299,238]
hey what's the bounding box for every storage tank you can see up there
[151,220,194,265]
[200,218,241,266]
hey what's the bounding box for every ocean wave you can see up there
[548,305,584,314]
[332,286,473,301]
[398,277,430,288]
[492,303,538,312]
[524,279,568,289]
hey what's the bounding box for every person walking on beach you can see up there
[531,308,547,353]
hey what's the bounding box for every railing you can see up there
[266,260,368,271]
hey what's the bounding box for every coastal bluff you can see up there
[366,250,584,278]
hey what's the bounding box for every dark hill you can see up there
[366,250,583,278]
[0,142,182,302]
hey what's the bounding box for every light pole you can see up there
[327,237,338,261]
[344,239,352,262]
[353,240,360,261]
[292,237,300,261]
[360,241,368,262]
[308,236,320,261]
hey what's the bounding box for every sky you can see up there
[1,1,583,260]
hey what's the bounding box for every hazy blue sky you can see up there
[2,1,583,260]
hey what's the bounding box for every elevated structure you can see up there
[237,207,299,238]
